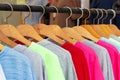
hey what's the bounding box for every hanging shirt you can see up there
[0,46,37,80]
[109,35,120,80]
[28,42,65,80]
[110,35,120,42]
[109,38,120,45]
[82,40,114,80]
[97,40,119,80]
[37,39,78,80]
[22,0,49,25]
[101,37,120,52]
[13,44,48,80]
[74,42,104,80]
[61,42,90,80]
[0,64,6,80]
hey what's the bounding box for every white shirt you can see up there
[0,64,6,80]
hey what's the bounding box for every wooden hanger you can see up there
[47,7,76,44]
[107,9,120,36]
[79,8,101,39]
[0,25,31,46]
[73,26,99,42]
[32,5,68,45]
[109,24,120,36]
[34,24,65,45]
[33,5,72,44]
[16,4,43,42]
[71,8,98,42]
[82,25,101,38]
[90,9,110,38]
[100,24,114,34]
[48,25,75,44]
[0,3,31,46]
[92,25,109,38]
[61,8,85,42]
[0,44,4,51]
[97,9,115,36]
[34,6,75,44]
[62,27,85,42]
[0,30,17,47]
[16,24,44,41]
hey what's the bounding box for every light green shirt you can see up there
[28,42,65,80]
[109,38,120,52]
[109,38,120,45]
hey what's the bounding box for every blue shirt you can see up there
[0,47,37,80]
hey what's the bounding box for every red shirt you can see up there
[61,42,90,80]
[75,42,104,80]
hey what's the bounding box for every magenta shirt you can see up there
[75,42,104,80]
[118,54,120,80]
[97,40,119,80]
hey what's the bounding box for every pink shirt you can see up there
[97,40,119,80]
[118,54,120,80]
[75,42,104,80]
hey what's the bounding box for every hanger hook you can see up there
[49,6,59,20]
[92,9,99,24]
[107,9,116,24]
[23,4,31,24]
[39,5,45,23]
[64,7,72,27]
[4,3,13,24]
[77,8,84,26]
[84,8,90,24]
[101,9,108,24]
[97,9,103,24]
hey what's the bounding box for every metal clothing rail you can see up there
[0,4,120,15]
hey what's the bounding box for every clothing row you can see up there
[1,34,120,80]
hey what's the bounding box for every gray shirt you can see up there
[13,45,48,80]
[82,40,114,80]
[38,39,78,80]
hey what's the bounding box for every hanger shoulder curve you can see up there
[34,24,65,45]
[91,25,109,38]
[0,30,17,47]
[16,24,44,41]
[73,26,99,42]
[0,24,31,46]
[100,24,114,36]
[109,24,120,36]
[48,25,75,44]
[81,25,101,38]
[62,27,84,42]
[101,24,114,35]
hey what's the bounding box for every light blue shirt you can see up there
[0,47,37,80]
